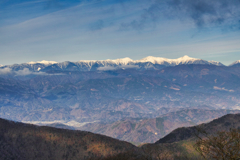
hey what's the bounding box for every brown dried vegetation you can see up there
[0,118,140,160]
[195,128,240,160]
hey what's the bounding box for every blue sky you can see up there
[0,0,240,65]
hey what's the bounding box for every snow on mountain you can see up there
[76,55,221,66]
[104,57,133,65]
[0,56,226,73]
[136,55,223,66]
[208,61,224,66]
[172,55,199,65]
[77,57,133,65]
[72,55,224,71]
[229,60,240,66]
[137,55,200,65]
[136,56,170,64]
[27,60,58,65]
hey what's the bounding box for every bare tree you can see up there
[194,128,240,160]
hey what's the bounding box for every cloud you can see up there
[97,65,139,71]
[121,0,240,30]
[120,1,163,30]
[121,65,140,69]
[14,68,46,76]
[167,0,240,29]
[0,67,51,76]
[97,66,117,71]
[14,68,64,76]
[213,86,234,92]
[0,67,12,75]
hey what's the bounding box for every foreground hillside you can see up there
[141,113,240,159]
[156,113,240,144]
[0,118,141,160]
[1,113,240,159]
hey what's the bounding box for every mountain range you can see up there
[1,55,240,144]
[1,55,239,73]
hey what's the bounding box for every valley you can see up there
[1,56,240,145]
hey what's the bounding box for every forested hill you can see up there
[1,114,240,159]
[138,113,240,159]
[0,118,141,160]
[155,113,240,144]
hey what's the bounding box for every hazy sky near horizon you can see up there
[0,0,240,65]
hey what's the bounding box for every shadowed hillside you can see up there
[0,118,141,160]
[140,113,240,159]
[155,113,240,144]
[1,114,240,160]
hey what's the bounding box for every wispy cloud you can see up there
[214,86,234,92]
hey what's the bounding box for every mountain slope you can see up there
[155,113,240,144]
[0,118,140,160]
[230,60,240,67]
[79,109,240,143]
[140,113,240,159]
[1,63,240,124]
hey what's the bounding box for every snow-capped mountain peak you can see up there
[27,60,58,65]
[1,56,226,73]
[136,55,200,65]
[137,56,168,64]
[108,57,133,65]
[175,55,199,64]
[78,57,133,65]
[229,60,240,66]
[208,60,224,66]
[77,55,223,67]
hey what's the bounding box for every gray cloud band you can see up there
[121,0,240,30]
